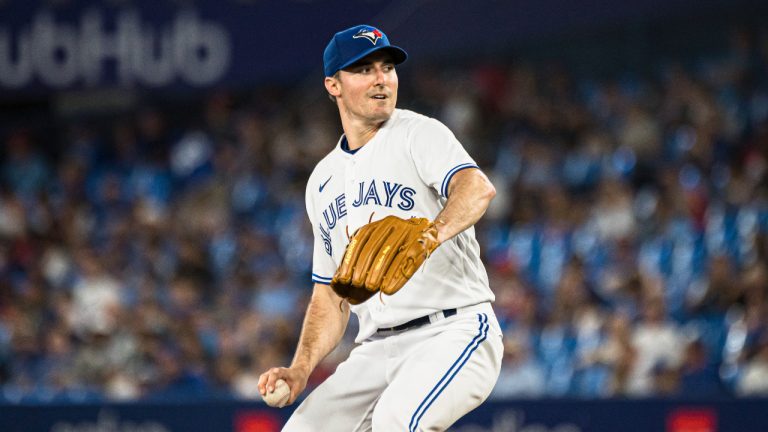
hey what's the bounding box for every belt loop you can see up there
[428,310,443,324]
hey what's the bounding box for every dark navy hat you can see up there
[323,25,408,77]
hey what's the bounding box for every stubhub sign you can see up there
[0,9,231,88]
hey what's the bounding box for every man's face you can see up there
[331,51,398,124]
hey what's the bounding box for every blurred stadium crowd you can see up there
[1,26,768,403]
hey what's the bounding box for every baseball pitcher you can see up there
[258,24,503,431]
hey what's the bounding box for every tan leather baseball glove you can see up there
[331,216,440,305]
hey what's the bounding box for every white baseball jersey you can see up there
[305,108,495,342]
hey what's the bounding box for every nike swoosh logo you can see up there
[319,176,332,192]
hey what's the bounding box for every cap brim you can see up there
[336,45,408,74]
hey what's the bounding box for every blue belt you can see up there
[377,308,457,333]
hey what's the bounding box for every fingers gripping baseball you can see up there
[257,367,306,408]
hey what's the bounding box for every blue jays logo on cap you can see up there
[323,24,408,77]
[352,28,383,45]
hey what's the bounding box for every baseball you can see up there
[261,379,291,408]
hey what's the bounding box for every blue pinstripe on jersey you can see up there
[408,313,489,432]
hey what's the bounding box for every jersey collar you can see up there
[340,135,361,155]
[337,109,399,156]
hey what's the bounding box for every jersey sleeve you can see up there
[305,183,336,285]
[409,117,479,198]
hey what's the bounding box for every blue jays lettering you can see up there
[317,178,416,257]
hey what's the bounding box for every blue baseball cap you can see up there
[323,25,408,77]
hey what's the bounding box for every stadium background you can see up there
[2,0,768,430]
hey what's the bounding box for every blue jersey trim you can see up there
[440,163,478,198]
[408,313,489,432]
[312,273,333,285]
[340,136,361,155]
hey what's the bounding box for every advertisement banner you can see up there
[2,0,764,92]
[2,399,767,432]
